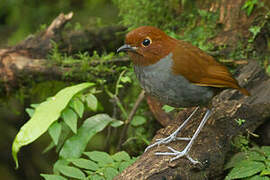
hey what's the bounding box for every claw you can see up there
[145,135,190,152]
[155,146,199,164]
[151,109,212,165]
[144,107,199,152]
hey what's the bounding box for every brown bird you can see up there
[117,26,250,164]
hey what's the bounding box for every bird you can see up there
[117,26,250,164]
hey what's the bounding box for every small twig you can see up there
[219,59,249,65]
[117,90,145,150]
[105,96,119,149]
[105,126,112,150]
[45,12,73,37]
[115,70,127,96]
[104,86,128,119]
[246,129,260,138]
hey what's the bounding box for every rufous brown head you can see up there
[117,26,177,66]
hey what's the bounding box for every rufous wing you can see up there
[171,40,250,96]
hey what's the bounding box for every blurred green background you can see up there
[0,0,119,46]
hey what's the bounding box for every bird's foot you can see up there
[144,107,200,153]
[144,132,191,152]
[155,146,200,164]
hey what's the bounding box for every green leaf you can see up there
[247,5,254,16]
[225,149,267,170]
[249,26,261,36]
[162,105,175,113]
[131,116,146,127]
[62,108,78,134]
[84,151,113,164]
[226,161,265,179]
[120,76,131,83]
[55,122,71,152]
[89,175,105,180]
[260,168,270,176]
[84,170,93,175]
[59,114,113,159]
[25,108,35,117]
[261,146,270,157]
[110,120,124,128]
[116,157,138,173]
[48,122,62,145]
[119,162,131,172]
[42,142,55,154]
[104,167,119,180]
[247,175,270,180]
[59,165,85,179]
[30,103,40,108]
[12,82,94,168]
[246,150,266,161]
[241,0,257,16]
[70,98,84,118]
[225,153,246,170]
[112,151,130,162]
[266,160,270,168]
[53,159,69,174]
[117,84,123,88]
[68,158,99,171]
[85,94,98,111]
[40,174,67,180]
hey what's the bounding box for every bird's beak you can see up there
[117,44,137,53]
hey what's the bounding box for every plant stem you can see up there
[117,90,145,150]
[104,86,128,119]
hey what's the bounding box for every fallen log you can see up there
[0,12,127,93]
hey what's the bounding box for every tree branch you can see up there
[0,12,127,93]
[115,60,270,179]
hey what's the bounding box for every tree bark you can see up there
[115,60,270,180]
[0,12,127,93]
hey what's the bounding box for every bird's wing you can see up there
[171,40,249,95]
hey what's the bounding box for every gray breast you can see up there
[134,53,214,107]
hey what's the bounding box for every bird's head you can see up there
[117,26,177,66]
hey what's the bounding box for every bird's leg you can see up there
[155,109,212,164]
[144,107,199,152]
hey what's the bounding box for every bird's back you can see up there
[171,40,250,96]
[134,52,215,107]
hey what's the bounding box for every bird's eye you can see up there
[142,38,152,47]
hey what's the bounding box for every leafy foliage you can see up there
[42,151,137,180]
[162,105,176,113]
[12,82,94,168]
[12,72,151,178]
[241,0,267,17]
[113,0,180,31]
[225,146,270,179]
[114,0,218,52]
[0,0,118,45]
[228,0,270,63]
